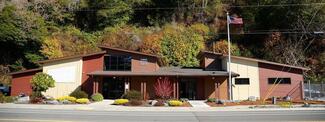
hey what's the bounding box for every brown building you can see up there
[10,46,309,100]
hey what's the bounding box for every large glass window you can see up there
[104,55,131,71]
[268,78,291,84]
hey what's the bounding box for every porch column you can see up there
[173,80,176,99]
[93,77,99,94]
[176,80,179,99]
[215,81,219,99]
[144,81,147,100]
[140,81,147,100]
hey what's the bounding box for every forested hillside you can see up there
[0,0,324,85]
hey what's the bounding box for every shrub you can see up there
[168,100,183,106]
[113,99,129,105]
[57,96,77,103]
[70,90,88,99]
[207,98,216,102]
[30,73,55,95]
[154,77,173,100]
[122,90,142,100]
[30,92,44,104]
[91,93,104,102]
[4,96,16,103]
[76,98,90,104]
[0,93,4,103]
[278,101,293,108]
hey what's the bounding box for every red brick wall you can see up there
[258,63,304,100]
[11,70,41,96]
[82,54,104,95]
[104,49,159,72]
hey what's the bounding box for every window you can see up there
[140,58,148,65]
[104,55,131,71]
[235,78,250,85]
[268,78,291,84]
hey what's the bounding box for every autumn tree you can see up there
[210,40,241,56]
[139,32,163,55]
[160,24,205,67]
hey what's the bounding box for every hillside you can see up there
[0,0,324,85]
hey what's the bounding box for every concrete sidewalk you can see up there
[1,102,325,112]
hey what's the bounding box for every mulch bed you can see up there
[122,100,192,107]
[207,100,325,107]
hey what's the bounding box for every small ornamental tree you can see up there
[30,72,55,96]
[154,77,173,100]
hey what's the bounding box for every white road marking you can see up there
[0,118,74,122]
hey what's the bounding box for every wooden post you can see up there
[173,80,176,99]
[144,81,147,100]
[92,77,96,94]
[214,81,219,98]
[141,81,143,99]
[176,80,179,99]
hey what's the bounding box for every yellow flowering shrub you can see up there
[56,96,77,103]
[113,99,129,105]
[76,98,90,104]
[168,100,183,106]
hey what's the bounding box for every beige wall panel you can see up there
[42,58,83,98]
[223,58,260,100]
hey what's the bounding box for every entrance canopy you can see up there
[88,67,239,77]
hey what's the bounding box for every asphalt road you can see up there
[0,108,324,122]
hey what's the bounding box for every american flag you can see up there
[229,16,243,24]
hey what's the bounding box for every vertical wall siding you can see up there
[42,58,83,98]
[258,63,304,100]
[222,58,260,100]
[82,54,104,95]
[11,70,41,96]
[203,77,228,100]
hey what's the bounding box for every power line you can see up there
[71,2,325,11]
[216,31,324,35]
[227,2,325,8]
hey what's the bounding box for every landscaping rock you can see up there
[217,100,225,104]
[180,98,189,102]
[284,96,291,101]
[150,100,158,106]
[61,100,72,104]
[248,96,257,101]
[302,102,310,107]
[46,100,59,105]
[164,102,168,107]
[45,96,55,100]
[15,96,29,104]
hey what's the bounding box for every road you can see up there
[0,108,324,122]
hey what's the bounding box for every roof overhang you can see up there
[88,67,239,77]
[9,68,42,75]
[98,45,160,58]
[36,51,107,64]
[201,51,310,71]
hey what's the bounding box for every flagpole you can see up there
[226,12,233,101]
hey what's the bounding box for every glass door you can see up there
[102,77,125,99]
[179,78,197,100]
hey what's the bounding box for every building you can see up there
[10,46,309,100]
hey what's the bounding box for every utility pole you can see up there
[308,80,311,99]
[226,12,233,100]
